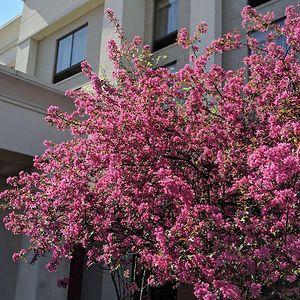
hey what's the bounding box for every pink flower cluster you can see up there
[1,6,300,300]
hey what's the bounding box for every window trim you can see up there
[53,23,88,83]
[152,0,178,52]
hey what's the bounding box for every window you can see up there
[248,0,271,7]
[54,24,88,83]
[153,0,179,52]
[251,19,287,53]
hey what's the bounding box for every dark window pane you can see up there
[251,19,287,53]
[167,0,178,34]
[160,60,177,72]
[56,35,72,73]
[155,1,169,40]
[248,0,271,7]
[154,0,178,41]
[151,282,177,300]
[71,26,88,66]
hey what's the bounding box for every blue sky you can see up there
[0,0,23,27]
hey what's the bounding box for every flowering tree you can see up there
[1,5,300,300]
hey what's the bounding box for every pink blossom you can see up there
[250,283,262,298]
[1,5,300,300]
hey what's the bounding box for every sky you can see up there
[0,0,23,27]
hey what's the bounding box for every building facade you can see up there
[0,0,299,299]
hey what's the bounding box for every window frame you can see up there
[153,0,179,52]
[53,23,88,83]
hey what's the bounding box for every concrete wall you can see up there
[189,0,222,66]
[1,0,298,83]
[254,0,299,15]
[0,64,118,300]
[99,0,147,77]
[222,0,248,70]
[0,65,75,300]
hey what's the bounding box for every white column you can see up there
[99,0,146,78]
[15,38,37,76]
[189,0,222,66]
[122,0,146,41]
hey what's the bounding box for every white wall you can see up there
[190,0,222,66]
